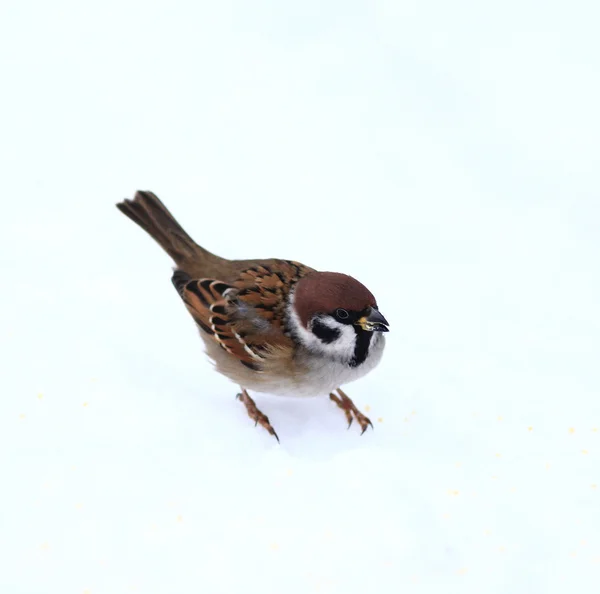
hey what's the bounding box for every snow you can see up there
[1,0,600,592]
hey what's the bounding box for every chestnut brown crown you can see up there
[293,272,377,327]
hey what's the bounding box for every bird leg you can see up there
[329,388,373,434]
[236,388,279,442]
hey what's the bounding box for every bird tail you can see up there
[116,190,220,273]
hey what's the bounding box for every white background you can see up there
[1,1,599,592]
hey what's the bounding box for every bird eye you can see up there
[335,308,349,320]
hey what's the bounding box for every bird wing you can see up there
[172,260,313,371]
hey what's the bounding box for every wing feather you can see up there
[171,260,314,372]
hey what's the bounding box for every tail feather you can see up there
[116,191,222,276]
[117,196,170,251]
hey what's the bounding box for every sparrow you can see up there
[116,191,389,441]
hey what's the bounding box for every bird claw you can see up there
[359,416,374,435]
[237,389,280,442]
[330,389,373,435]
[356,414,373,435]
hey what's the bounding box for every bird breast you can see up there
[200,331,385,397]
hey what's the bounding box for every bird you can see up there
[116,191,389,441]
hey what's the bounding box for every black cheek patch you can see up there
[312,319,341,344]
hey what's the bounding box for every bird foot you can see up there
[329,388,373,434]
[236,389,279,442]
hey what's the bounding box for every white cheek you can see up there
[286,308,326,351]
[312,315,357,359]
[287,296,357,361]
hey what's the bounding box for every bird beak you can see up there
[356,308,389,332]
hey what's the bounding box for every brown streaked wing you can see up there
[174,260,314,371]
[177,277,263,370]
[232,260,315,332]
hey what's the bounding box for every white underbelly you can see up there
[246,338,385,397]
[202,331,385,398]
